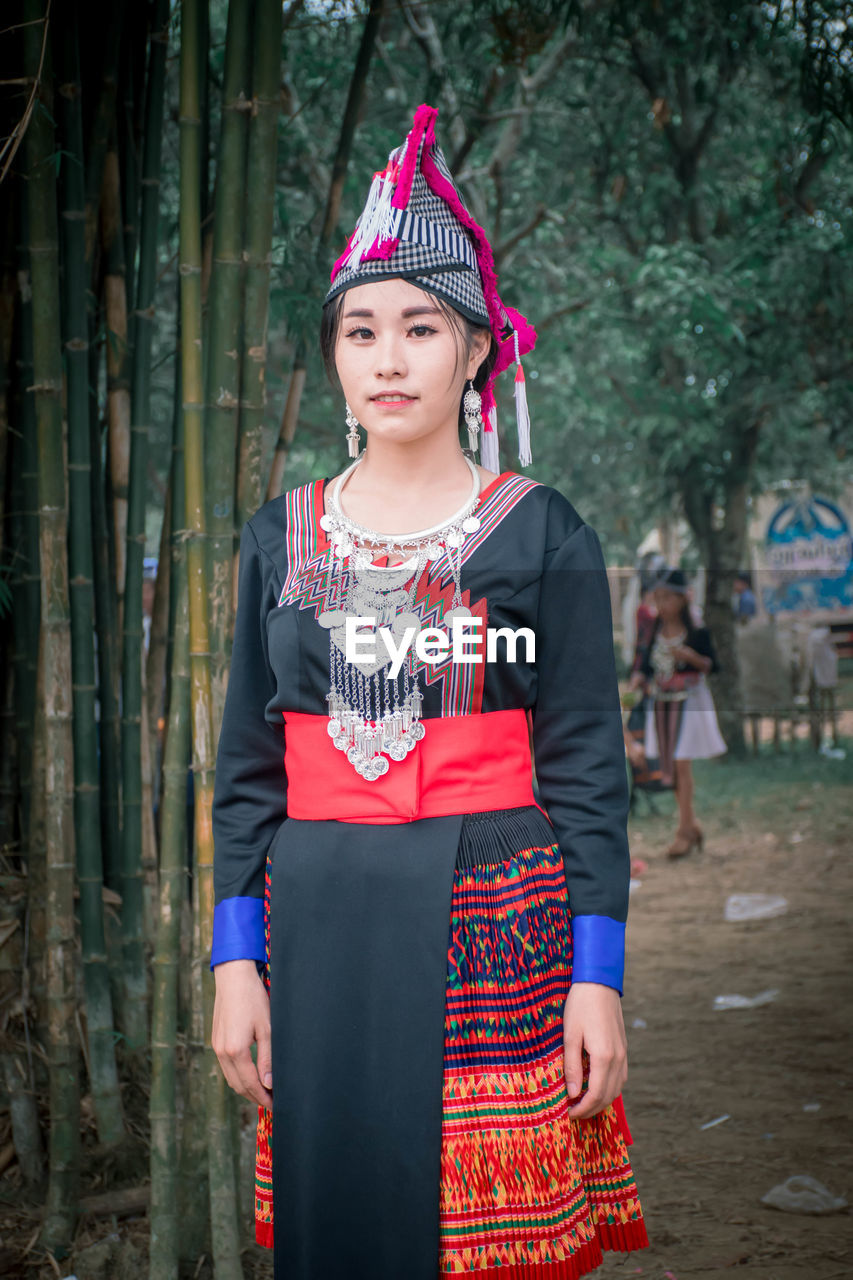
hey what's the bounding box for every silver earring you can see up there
[345,403,361,458]
[463,381,482,454]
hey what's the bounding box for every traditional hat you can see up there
[325,103,536,469]
[652,566,690,594]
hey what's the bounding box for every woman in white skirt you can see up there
[629,567,727,857]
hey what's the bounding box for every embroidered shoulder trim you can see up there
[279,472,540,611]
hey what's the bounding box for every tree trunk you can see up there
[119,0,169,1050]
[56,2,124,1150]
[680,467,755,759]
[24,0,80,1248]
[235,0,283,531]
[179,1,244,1270]
[204,0,252,734]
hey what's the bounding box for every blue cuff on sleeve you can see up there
[571,914,626,995]
[210,896,265,970]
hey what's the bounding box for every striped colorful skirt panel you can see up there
[254,805,648,1274]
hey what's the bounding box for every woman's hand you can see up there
[627,671,645,693]
[212,959,274,1109]
[562,982,627,1120]
[672,644,710,673]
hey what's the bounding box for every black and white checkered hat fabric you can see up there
[325,136,490,326]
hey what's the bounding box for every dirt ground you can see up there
[604,724,853,1280]
[2,722,851,1279]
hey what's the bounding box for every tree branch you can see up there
[493,203,547,265]
[538,297,592,331]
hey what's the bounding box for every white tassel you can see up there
[480,405,500,474]
[339,144,405,271]
[514,365,532,467]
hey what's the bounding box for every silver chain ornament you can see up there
[317,455,483,780]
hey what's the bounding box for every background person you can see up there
[733,570,758,623]
[634,566,727,857]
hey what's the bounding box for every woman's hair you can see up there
[319,283,498,428]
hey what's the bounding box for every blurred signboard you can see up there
[760,495,853,616]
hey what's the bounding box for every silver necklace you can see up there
[651,628,687,682]
[317,455,482,780]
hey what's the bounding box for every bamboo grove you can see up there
[0,0,385,1272]
[1,0,852,1274]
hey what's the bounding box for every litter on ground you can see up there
[724,893,788,922]
[761,1175,848,1215]
[713,988,780,1010]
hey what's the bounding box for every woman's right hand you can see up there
[212,959,273,1109]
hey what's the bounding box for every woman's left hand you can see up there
[673,644,708,671]
[562,982,628,1119]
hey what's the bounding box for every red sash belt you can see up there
[282,708,535,824]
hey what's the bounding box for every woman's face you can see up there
[333,278,489,448]
[653,586,684,620]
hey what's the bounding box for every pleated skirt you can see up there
[644,676,727,761]
[254,805,648,1276]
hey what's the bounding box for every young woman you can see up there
[210,105,647,1278]
[630,567,727,856]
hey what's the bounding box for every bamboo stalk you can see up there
[100,144,131,611]
[172,332,212,1262]
[204,0,251,733]
[145,479,171,798]
[24,0,80,1248]
[118,2,149,370]
[149,360,190,1280]
[83,7,123,265]
[1,1046,43,1188]
[56,1,124,1150]
[13,251,40,845]
[89,403,123,897]
[265,339,306,499]
[235,0,282,531]
[29,634,48,1034]
[119,0,170,1050]
[180,1,243,1270]
[0,197,14,559]
[0,665,15,851]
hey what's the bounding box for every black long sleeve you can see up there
[530,498,631,992]
[209,520,287,968]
